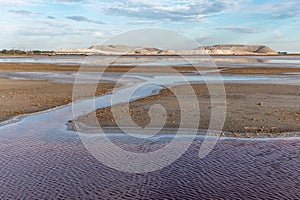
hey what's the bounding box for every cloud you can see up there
[0,0,31,5]
[127,20,157,25]
[273,30,283,39]
[97,0,243,22]
[246,0,300,20]
[270,11,300,20]
[58,0,88,2]
[60,0,84,1]
[0,22,17,34]
[66,16,105,24]
[53,0,91,5]
[0,0,43,6]
[92,32,105,38]
[9,9,36,16]
[47,16,56,19]
[19,22,105,38]
[194,36,211,43]
[215,26,260,34]
[39,20,69,28]
[250,0,300,12]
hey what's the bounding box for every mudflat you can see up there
[0,77,115,122]
[0,62,215,73]
[0,62,80,72]
[75,83,300,136]
[220,66,300,74]
[1,62,300,137]
[2,62,300,74]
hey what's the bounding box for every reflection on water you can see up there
[1,71,300,85]
[0,55,300,68]
[268,59,300,64]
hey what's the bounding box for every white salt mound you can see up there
[56,44,278,55]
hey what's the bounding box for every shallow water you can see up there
[1,55,300,68]
[0,128,299,199]
[1,71,300,85]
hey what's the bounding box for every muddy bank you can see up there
[220,66,300,75]
[0,62,80,72]
[2,62,300,74]
[1,62,300,132]
[0,62,212,73]
[0,78,115,122]
[74,83,300,136]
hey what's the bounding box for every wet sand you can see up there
[1,62,300,134]
[0,62,212,73]
[220,66,300,75]
[0,77,115,122]
[0,62,80,72]
[2,62,300,74]
[76,83,300,136]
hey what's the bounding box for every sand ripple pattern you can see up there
[0,129,299,199]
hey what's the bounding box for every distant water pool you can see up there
[0,55,299,68]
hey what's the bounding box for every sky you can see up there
[0,0,299,52]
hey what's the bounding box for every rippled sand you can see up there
[0,129,299,199]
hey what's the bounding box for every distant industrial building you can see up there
[278,51,287,55]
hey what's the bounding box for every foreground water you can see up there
[0,127,299,199]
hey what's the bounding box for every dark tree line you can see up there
[0,49,54,55]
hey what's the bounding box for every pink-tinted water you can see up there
[0,128,299,199]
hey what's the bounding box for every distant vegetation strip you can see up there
[0,49,55,56]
